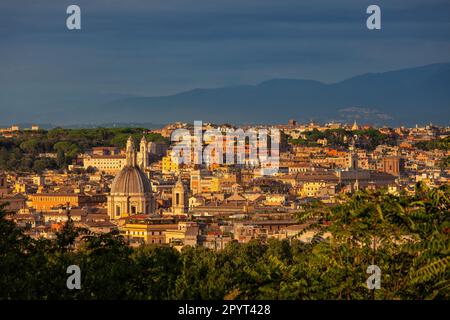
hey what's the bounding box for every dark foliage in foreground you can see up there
[0,184,448,300]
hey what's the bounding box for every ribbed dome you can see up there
[110,166,152,194]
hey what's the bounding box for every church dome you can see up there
[110,166,152,194]
[110,136,152,195]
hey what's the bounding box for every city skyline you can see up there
[1,120,448,301]
[1,0,449,305]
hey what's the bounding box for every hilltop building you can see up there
[82,136,163,174]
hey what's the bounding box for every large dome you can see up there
[110,166,152,194]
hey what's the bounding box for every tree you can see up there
[56,150,66,168]
[294,185,449,299]
[0,186,448,300]
[402,183,450,298]
[19,139,41,154]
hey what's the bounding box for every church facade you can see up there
[107,137,155,220]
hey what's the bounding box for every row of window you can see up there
[115,205,150,216]
[127,230,162,235]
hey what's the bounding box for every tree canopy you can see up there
[0,184,448,300]
[0,128,167,172]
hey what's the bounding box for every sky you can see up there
[0,0,450,124]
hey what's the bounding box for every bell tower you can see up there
[139,136,149,172]
[126,136,137,167]
[348,135,358,170]
[172,175,188,214]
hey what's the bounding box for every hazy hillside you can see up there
[2,63,449,126]
[98,62,450,126]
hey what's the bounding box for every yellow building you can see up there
[83,155,127,174]
[210,177,221,193]
[263,194,286,206]
[28,193,105,210]
[300,181,336,198]
[190,171,221,194]
[162,154,180,174]
[165,222,199,247]
[14,182,29,194]
[120,221,178,245]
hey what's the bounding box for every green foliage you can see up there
[32,158,58,174]
[416,137,450,151]
[288,138,320,147]
[288,128,394,150]
[439,156,450,169]
[0,185,448,300]
[0,128,167,172]
[19,139,42,154]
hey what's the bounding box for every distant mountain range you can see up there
[2,63,450,127]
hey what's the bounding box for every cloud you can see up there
[0,0,449,121]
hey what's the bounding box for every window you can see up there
[131,206,137,214]
[176,193,180,205]
[116,206,121,216]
